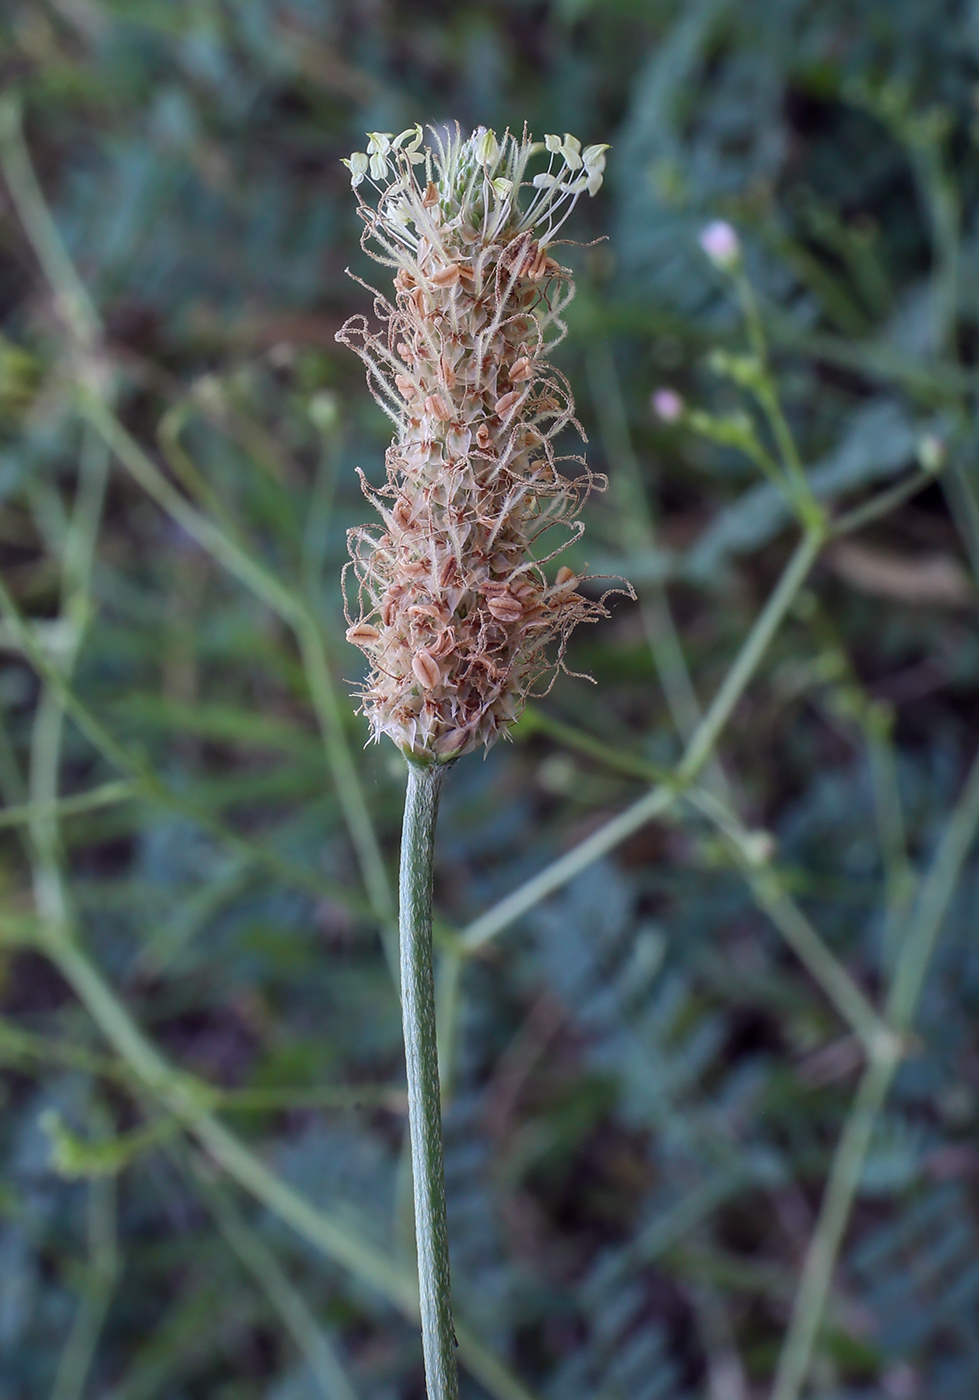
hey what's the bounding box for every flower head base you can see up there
[337,124,626,762]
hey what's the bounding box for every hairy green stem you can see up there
[400,761,458,1400]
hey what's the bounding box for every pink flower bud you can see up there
[699,220,741,269]
[652,388,684,423]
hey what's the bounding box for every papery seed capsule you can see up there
[510,357,532,382]
[494,390,522,417]
[430,627,457,658]
[437,727,470,757]
[346,622,381,645]
[381,585,405,627]
[424,395,452,422]
[555,566,577,587]
[487,591,524,623]
[525,247,557,280]
[446,425,471,456]
[412,649,441,690]
[475,424,493,449]
[430,264,461,288]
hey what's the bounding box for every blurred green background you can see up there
[2,2,979,1398]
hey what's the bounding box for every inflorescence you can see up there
[337,123,625,762]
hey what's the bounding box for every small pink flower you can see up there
[699,220,741,269]
[652,388,684,423]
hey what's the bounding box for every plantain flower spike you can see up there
[338,123,623,762]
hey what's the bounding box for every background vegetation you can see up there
[2,2,979,1397]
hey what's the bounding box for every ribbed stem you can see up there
[399,759,458,1400]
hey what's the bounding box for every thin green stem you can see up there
[770,1049,898,1400]
[765,316,974,400]
[33,905,540,1400]
[518,705,670,784]
[587,345,708,747]
[518,708,895,1053]
[0,95,394,943]
[27,426,109,926]
[866,723,917,965]
[678,529,822,779]
[83,399,395,936]
[50,1171,119,1400]
[0,779,136,829]
[188,1155,360,1400]
[399,761,458,1400]
[886,742,979,1030]
[156,402,243,539]
[82,395,302,624]
[0,93,100,350]
[301,426,341,601]
[732,269,823,526]
[943,456,979,587]
[0,1014,408,1116]
[461,528,823,954]
[0,574,369,912]
[296,616,397,932]
[685,789,895,1056]
[829,465,941,538]
[460,780,674,954]
[772,741,979,1399]
[38,918,419,1311]
[909,139,960,358]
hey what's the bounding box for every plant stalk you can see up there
[399,759,458,1400]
